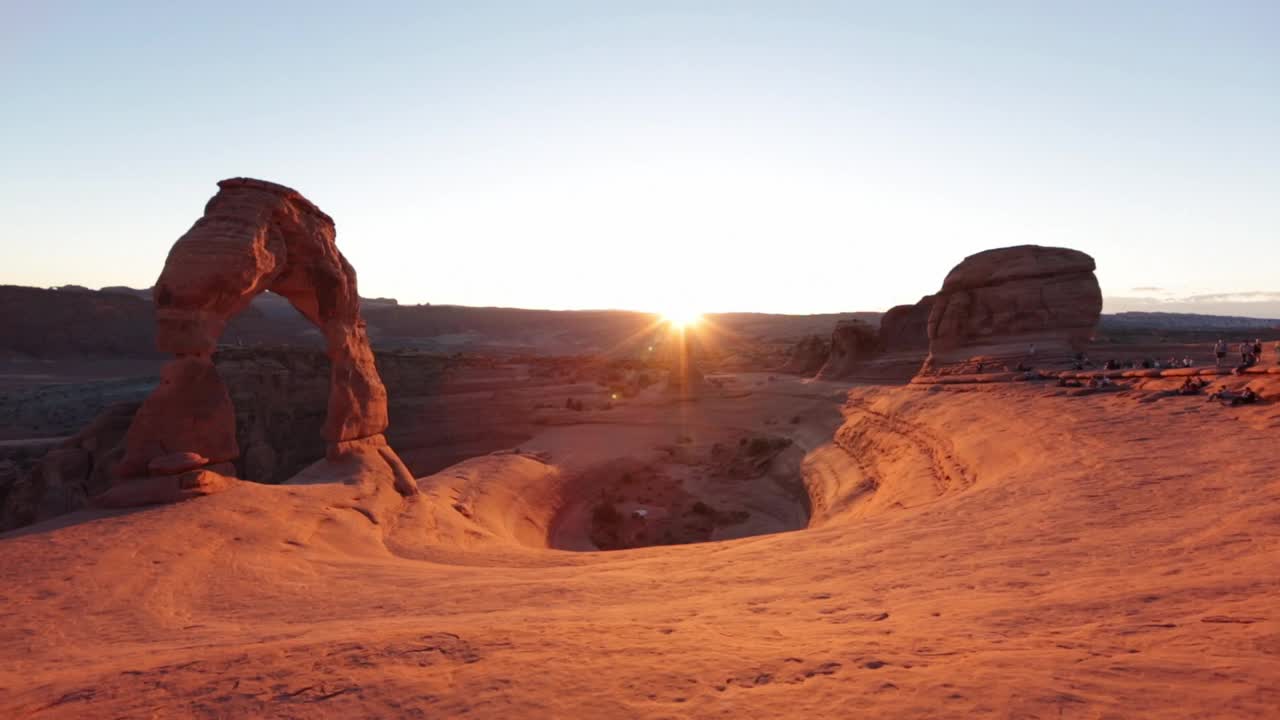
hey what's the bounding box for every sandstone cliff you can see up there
[924,245,1102,373]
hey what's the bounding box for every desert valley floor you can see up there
[2,371,1278,719]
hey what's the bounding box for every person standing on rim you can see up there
[1214,339,1227,367]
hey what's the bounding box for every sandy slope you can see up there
[1,375,1278,718]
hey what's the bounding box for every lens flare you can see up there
[661,308,703,330]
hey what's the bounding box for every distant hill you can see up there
[1100,312,1279,331]
[0,285,320,359]
[0,285,877,360]
[9,284,1277,361]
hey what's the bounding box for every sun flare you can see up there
[660,307,703,330]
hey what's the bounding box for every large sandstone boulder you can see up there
[877,296,934,353]
[780,335,830,375]
[803,301,933,383]
[924,245,1102,373]
[816,319,878,379]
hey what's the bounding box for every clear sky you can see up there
[2,1,1277,316]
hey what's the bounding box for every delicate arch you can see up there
[116,178,388,479]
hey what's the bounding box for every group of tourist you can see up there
[1178,377,1210,395]
[1214,338,1276,370]
[1057,375,1114,389]
[1099,357,1193,371]
[1171,376,1258,405]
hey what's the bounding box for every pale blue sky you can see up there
[2,1,1277,315]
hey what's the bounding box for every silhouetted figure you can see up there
[1210,387,1259,405]
[1227,388,1260,406]
[1178,377,1208,396]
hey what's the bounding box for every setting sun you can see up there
[660,308,703,330]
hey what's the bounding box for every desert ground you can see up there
[2,363,1279,718]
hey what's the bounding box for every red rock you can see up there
[326,433,388,462]
[815,296,934,382]
[93,469,236,508]
[924,245,1102,373]
[816,319,878,379]
[378,445,420,497]
[116,356,238,478]
[35,448,91,521]
[780,335,829,375]
[877,297,934,353]
[117,178,391,481]
[148,451,209,476]
[321,321,389,443]
[205,461,237,476]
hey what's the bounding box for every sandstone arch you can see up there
[114,178,390,483]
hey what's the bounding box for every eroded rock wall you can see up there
[924,245,1102,373]
[780,335,830,375]
[816,319,879,379]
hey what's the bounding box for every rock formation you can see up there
[1,402,138,530]
[923,245,1102,373]
[780,335,830,375]
[877,297,934,354]
[811,247,1099,381]
[105,178,412,505]
[815,319,879,379]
